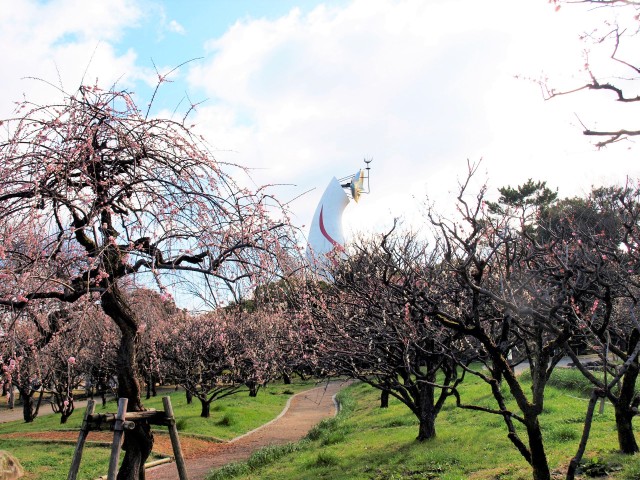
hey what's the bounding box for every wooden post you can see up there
[107,398,128,480]
[68,399,96,480]
[599,332,610,415]
[163,396,189,480]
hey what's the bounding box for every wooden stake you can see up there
[163,396,189,480]
[107,398,128,480]
[68,399,96,480]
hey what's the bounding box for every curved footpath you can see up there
[147,380,346,480]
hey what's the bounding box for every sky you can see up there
[1,0,639,243]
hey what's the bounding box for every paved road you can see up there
[0,395,101,423]
[146,380,346,480]
[512,354,600,375]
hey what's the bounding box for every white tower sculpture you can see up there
[307,160,371,263]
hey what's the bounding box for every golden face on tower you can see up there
[350,169,365,203]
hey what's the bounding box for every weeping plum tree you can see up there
[0,84,295,479]
[230,307,288,397]
[158,307,282,416]
[249,278,321,383]
[0,310,50,423]
[80,307,119,407]
[158,310,247,418]
[43,304,104,424]
[130,289,180,400]
[0,303,81,422]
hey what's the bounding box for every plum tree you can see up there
[0,83,295,479]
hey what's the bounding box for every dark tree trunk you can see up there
[146,376,151,400]
[615,356,639,454]
[144,373,157,399]
[61,397,74,424]
[282,372,291,385]
[7,383,14,409]
[94,375,108,406]
[34,387,44,418]
[615,404,639,454]
[567,391,600,480]
[247,381,258,397]
[102,285,153,480]
[52,394,75,424]
[60,409,72,424]
[186,389,193,405]
[416,381,436,441]
[115,326,152,480]
[525,416,551,480]
[200,398,211,418]
[380,389,389,408]
[417,413,435,441]
[19,386,43,423]
[21,390,36,423]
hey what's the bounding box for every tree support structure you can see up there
[67,397,188,480]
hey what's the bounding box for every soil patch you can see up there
[3,431,220,459]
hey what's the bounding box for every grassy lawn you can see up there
[0,439,112,480]
[148,381,316,440]
[207,370,640,480]
[0,379,317,480]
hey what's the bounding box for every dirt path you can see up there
[146,380,345,480]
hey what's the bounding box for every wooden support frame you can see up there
[68,399,96,480]
[107,398,128,480]
[67,396,188,480]
[163,397,188,480]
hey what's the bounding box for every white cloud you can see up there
[2,0,638,242]
[0,0,147,115]
[187,0,640,238]
[167,19,185,35]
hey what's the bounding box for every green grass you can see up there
[206,373,640,480]
[0,439,111,480]
[146,382,315,440]
[521,366,606,398]
[205,387,358,480]
[208,442,311,480]
[0,381,315,439]
[6,373,640,480]
[0,380,316,479]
